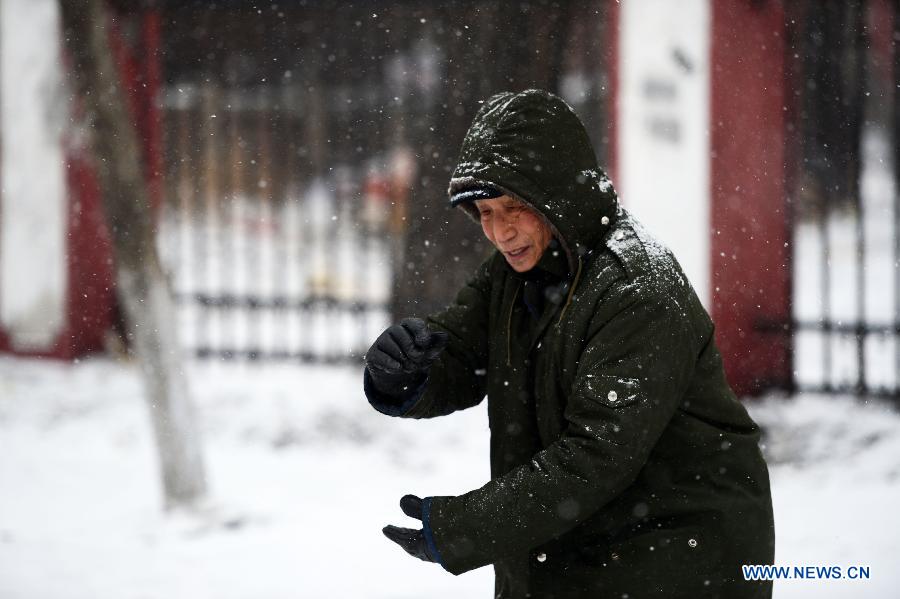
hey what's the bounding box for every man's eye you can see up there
[479,211,491,218]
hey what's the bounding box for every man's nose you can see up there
[493,217,516,243]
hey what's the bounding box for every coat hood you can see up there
[448,89,619,274]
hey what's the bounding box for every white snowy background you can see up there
[1,0,900,597]
[0,357,899,599]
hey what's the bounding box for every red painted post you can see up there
[710,1,792,395]
[141,10,164,215]
[63,152,116,358]
[0,4,163,360]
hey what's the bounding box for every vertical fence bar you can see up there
[305,80,326,362]
[283,88,301,360]
[244,90,260,360]
[157,99,178,333]
[173,90,193,352]
[228,91,247,359]
[203,83,222,358]
[821,199,833,391]
[855,8,869,395]
[856,180,868,395]
[194,85,210,356]
[277,102,289,359]
[258,88,273,360]
[272,98,289,360]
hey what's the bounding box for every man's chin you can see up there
[504,253,537,272]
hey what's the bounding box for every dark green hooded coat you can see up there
[371,90,775,598]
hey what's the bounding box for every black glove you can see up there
[365,318,449,398]
[382,494,439,563]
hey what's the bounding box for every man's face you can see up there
[475,195,553,272]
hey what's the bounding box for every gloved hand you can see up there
[382,494,439,563]
[365,318,449,398]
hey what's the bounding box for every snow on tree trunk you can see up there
[58,0,206,508]
[118,262,206,506]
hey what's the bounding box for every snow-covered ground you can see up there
[1,356,898,598]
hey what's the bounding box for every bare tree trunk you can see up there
[59,0,206,509]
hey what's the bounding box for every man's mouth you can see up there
[505,246,529,259]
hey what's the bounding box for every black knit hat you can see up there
[449,184,503,207]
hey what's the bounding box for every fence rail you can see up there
[158,80,401,364]
[789,128,900,399]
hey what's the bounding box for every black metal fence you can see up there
[157,84,401,363]
[788,0,900,398]
[155,1,613,364]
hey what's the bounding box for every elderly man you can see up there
[364,89,775,598]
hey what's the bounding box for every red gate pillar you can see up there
[710,1,791,395]
[0,5,163,360]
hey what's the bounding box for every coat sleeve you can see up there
[388,255,493,419]
[427,276,702,574]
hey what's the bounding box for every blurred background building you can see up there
[0,0,897,398]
